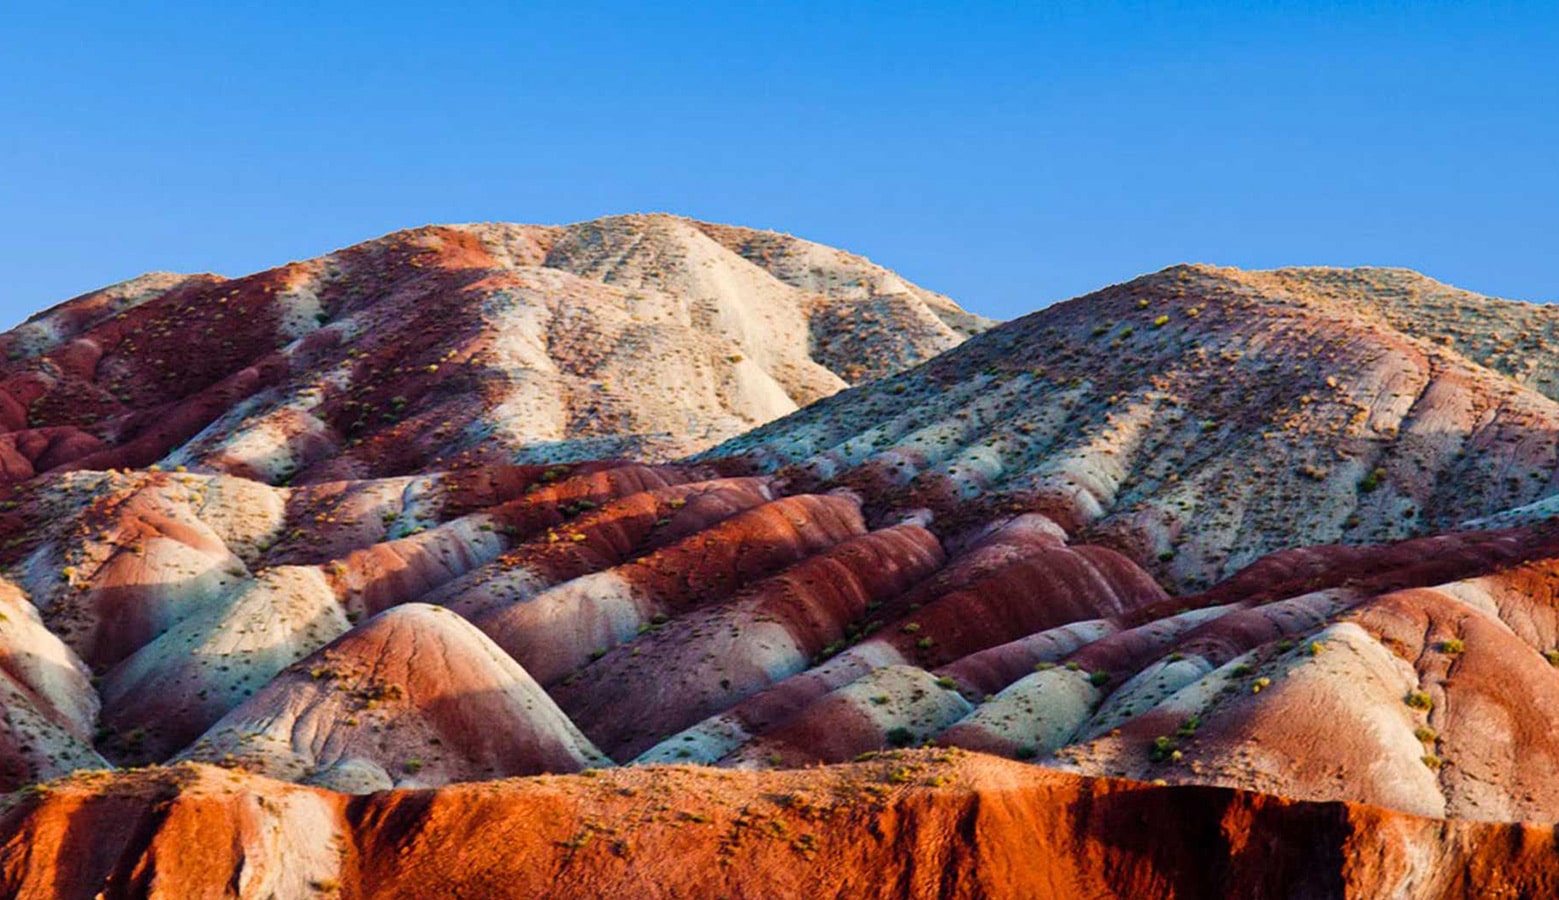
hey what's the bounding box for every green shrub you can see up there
[1148,735,1178,762]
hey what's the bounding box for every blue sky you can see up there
[1,2,1555,325]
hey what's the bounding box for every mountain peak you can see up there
[0,216,989,484]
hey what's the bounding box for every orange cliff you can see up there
[3,752,1556,899]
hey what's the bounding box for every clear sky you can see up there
[2,2,1555,326]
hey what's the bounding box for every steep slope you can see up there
[0,215,984,484]
[710,264,1559,591]
[1252,267,1559,400]
[690,220,991,381]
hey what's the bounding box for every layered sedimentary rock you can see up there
[0,215,985,483]
[179,603,609,791]
[713,265,1559,591]
[8,434,1558,826]
[3,234,1559,893]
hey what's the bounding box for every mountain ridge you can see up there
[709,262,1559,589]
[0,214,989,484]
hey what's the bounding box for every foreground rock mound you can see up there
[179,603,607,790]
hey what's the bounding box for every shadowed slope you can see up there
[556,523,947,759]
[0,580,106,791]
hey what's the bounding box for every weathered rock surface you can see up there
[178,603,608,790]
[0,215,985,481]
[4,238,1559,892]
[3,755,1558,899]
[713,265,1559,591]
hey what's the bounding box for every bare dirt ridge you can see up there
[2,232,1559,894]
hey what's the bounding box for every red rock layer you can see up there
[687,538,1167,751]
[556,523,947,759]
[430,476,775,619]
[470,493,869,684]
[3,755,1558,899]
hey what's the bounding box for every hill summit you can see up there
[0,214,988,484]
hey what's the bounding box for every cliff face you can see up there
[3,755,1555,900]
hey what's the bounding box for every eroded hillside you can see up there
[2,247,1559,896]
[0,214,986,482]
[714,264,1559,589]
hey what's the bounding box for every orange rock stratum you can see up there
[1,218,1558,896]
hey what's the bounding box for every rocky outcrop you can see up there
[3,755,1558,899]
